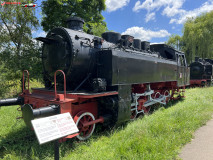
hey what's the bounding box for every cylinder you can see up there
[102,32,121,44]
[133,39,141,50]
[0,97,23,107]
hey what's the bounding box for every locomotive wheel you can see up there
[74,111,95,141]
[163,90,170,103]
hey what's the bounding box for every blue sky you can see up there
[34,0,213,43]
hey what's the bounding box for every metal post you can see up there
[54,140,59,160]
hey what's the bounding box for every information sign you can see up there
[31,112,79,144]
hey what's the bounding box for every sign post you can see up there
[31,112,79,159]
[54,140,59,160]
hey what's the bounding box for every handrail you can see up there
[54,70,66,100]
[22,70,29,92]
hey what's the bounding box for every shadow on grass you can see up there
[0,124,115,159]
[0,126,64,159]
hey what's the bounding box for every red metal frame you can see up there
[22,70,30,92]
[190,79,207,86]
[131,81,185,116]
[20,75,117,140]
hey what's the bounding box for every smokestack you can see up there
[66,16,84,31]
[102,32,121,44]
[195,57,199,62]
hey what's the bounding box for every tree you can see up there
[0,0,42,75]
[0,0,42,97]
[166,34,183,51]
[167,11,213,63]
[41,0,107,37]
[182,11,213,63]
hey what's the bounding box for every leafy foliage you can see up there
[167,11,213,63]
[166,34,183,51]
[182,11,213,63]
[0,0,42,97]
[41,0,107,36]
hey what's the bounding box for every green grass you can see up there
[0,87,213,160]
[0,79,44,99]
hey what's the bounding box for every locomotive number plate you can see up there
[31,113,79,144]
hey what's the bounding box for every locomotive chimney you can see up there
[102,32,121,44]
[66,16,84,31]
[195,57,199,62]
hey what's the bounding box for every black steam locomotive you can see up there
[0,17,190,140]
[190,57,213,86]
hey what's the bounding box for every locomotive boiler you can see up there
[0,17,190,141]
[190,57,213,86]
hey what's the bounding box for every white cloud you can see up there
[170,0,213,24]
[32,30,36,34]
[133,0,185,22]
[122,26,170,41]
[133,0,185,16]
[161,1,185,17]
[145,12,156,22]
[106,0,130,12]
[151,42,165,44]
[33,30,46,38]
[37,31,46,37]
[133,0,213,24]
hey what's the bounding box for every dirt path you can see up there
[179,117,213,160]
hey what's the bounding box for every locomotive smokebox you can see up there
[66,16,84,31]
[102,32,121,44]
[37,16,100,90]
